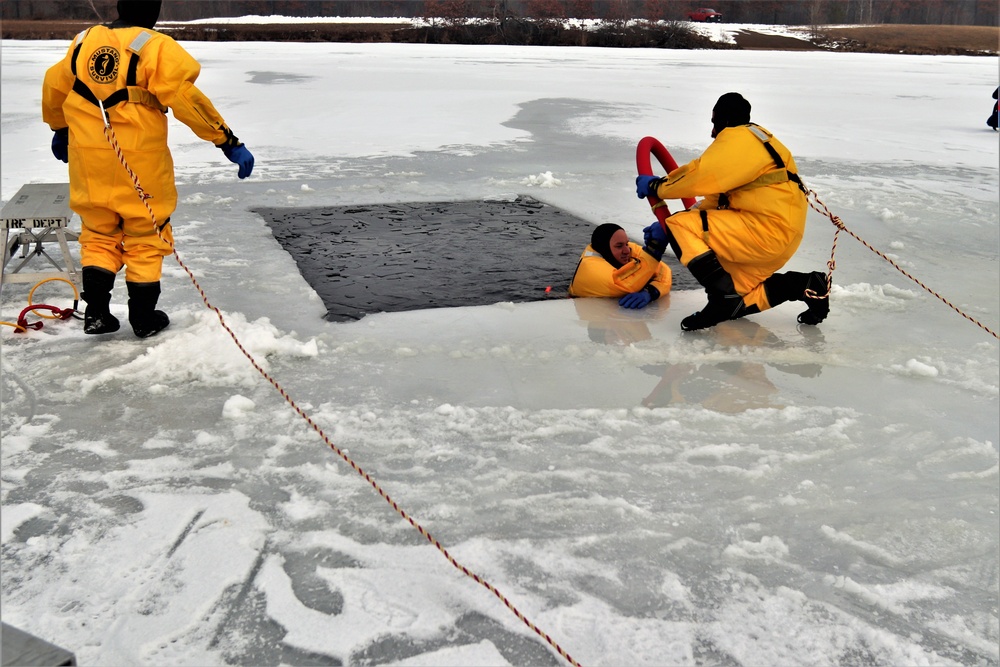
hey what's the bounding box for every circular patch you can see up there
[88,46,120,84]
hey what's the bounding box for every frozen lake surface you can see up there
[1,37,998,666]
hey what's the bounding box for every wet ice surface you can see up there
[2,42,998,666]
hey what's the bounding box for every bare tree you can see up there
[642,0,672,22]
[604,0,630,26]
[424,0,469,25]
[525,0,566,19]
[808,0,828,32]
[855,0,875,23]
[566,0,596,18]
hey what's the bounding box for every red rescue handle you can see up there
[636,136,696,227]
[15,304,75,333]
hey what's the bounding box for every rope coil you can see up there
[99,118,583,666]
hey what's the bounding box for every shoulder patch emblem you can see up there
[88,46,120,84]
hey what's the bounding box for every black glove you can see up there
[51,127,69,163]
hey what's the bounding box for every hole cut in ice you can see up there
[255,195,601,322]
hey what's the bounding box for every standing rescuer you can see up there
[636,92,828,331]
[42,0,255,338]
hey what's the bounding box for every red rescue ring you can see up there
[636,136,696,228]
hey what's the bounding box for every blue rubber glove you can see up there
[642,223,655,248]
[619,290,653,309]
[642,222,670,261]
[636,175,662,199]
[222,143,254,179]
[51,128,69,163]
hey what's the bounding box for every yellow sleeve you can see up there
[41,36,80,130]
[570,244,671,298]
[145,35,238,146]
[648,257,672,296]
[655,127,772,200]
[618,245,670,295]
[171,80,240,146]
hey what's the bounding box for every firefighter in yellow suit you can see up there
[636,93,828,331]
[42,0,255,338]
[569,223,671,309]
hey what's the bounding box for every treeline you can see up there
[3,0,996,26]
[152,18,728,49]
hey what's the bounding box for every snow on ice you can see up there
[1,21,998,667]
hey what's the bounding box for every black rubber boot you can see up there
[680,251,754,331]
[81,267,120,335]
[126,281,169,338]
[764,271,830,325]
[797,271,830,325]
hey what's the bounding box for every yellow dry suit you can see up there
[42,24,241,283]
[652,124,808,311]
[569,242,672,298]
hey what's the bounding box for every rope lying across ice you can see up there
[99,107,583,666]
[805,190,997,340]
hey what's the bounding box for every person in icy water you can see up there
[42,0,255,338]
[635,92,829,331]
[568,223,671,309]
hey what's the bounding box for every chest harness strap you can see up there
[71,29,166,113]
[717,124,807,210]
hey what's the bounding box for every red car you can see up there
[687,7,723,22]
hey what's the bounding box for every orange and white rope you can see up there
[100,111,583,667]
[805,189,997,339]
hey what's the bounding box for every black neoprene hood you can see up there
[117,0,161,29]
[712,92,752,135]
[591,223,626,268]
